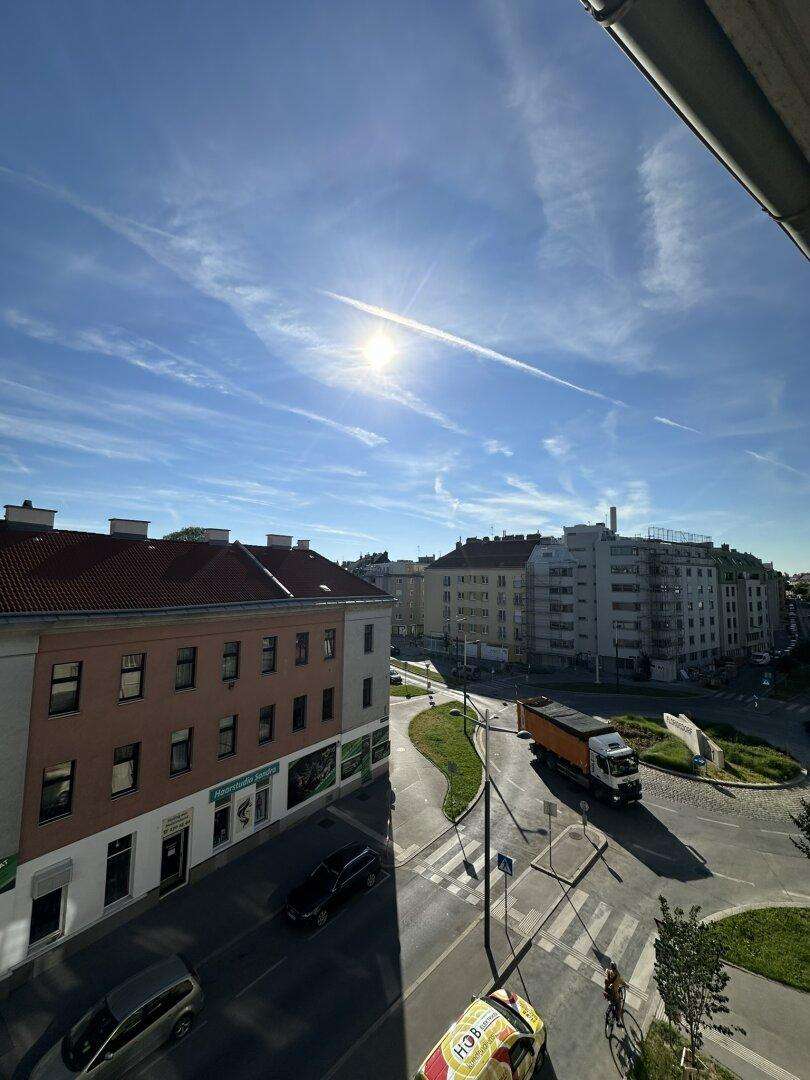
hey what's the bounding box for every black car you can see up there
[285,843,381,928]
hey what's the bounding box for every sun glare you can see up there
[363,333,395,371]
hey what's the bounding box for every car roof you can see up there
[107,956,192,1018]
[324,842,367,871]
[416,993,535,1080]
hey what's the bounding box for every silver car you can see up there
[32,955,203,1078]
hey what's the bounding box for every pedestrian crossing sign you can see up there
[497,852,514,876]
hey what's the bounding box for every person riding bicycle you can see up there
[604,961,626,1028]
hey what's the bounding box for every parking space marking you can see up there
[712,871,755,887]
[697,817,740,829]
[305,870,390,940]
[235,956,287,999]
[132,1021,208,1077]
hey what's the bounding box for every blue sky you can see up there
[1,2,808,571]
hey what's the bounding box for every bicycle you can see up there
[604,985,626,1036]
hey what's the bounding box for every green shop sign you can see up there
[0,853,18,894]
[209,762,279,803]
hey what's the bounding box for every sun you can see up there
[363,333,395,371]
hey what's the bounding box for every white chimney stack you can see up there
[109,518,149,539]
[296,539,310,550]
[203,528,230,546]
[4,500,57,530]
[609,506,617,533]
[266,533,293,548]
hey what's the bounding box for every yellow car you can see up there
[414,989,546,1080]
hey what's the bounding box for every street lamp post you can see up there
[613,620,620,692]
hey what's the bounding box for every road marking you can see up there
[703,1031,802,1080]
[785,891,810,900]
[327,805,399,855]
[697,817,740,828]
[199,905,285,966]
[319,911,483,1080]
[235,956,287,999]
[760,829,792,836]
[600,913,639,968]
[630,844,675,861]
[647,802,678,814]
[626,932,656,1008]
[564,901,611,971]
[439,839,482,877]
[425,830,468,868]
[712,871,755,886]
[542,888,588,949]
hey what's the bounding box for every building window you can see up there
[322,687,334,722]
[362,677,373,709]
[213,796,231,848]
[170,728,193,776]
[175,646,196,691]
[295,632,309,666]
[218,715,237,758]
[29,887,65,947]
[111,743,139,797]
[364,624,374,654]
[259,705,275,744]
[104,834,133,906]
[292,694,307,731]
[261,636,277,675]
[324,628,336,660]
[39,760,75,823]
[119,652,145,702]
[255,778,270,824]
[221,641,240,681]
[48,661,81,716]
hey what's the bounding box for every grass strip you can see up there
[409,703,481,821]
[630,1020,739,1080]
[611,714,800,784]
[390,658,447,684]
[389,683,429,699]
[711,907,810,993]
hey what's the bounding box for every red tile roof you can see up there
[429,535,546,570]
[0,525,387,615]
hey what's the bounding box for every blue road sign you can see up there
[497,852,514,877]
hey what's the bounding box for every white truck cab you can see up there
[588,732,641,803]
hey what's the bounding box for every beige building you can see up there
[424,535,552,665]
[362,557,433,640]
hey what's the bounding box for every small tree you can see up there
[789,798,810,858]
[163,525,205,542]
[653,897,740,1063]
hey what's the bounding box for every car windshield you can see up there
[63,1002,117,1071]
[609,754,638,777]
[310,863,338,890]
[484,996,532,1035]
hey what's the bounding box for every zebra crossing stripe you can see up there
[541,889,588,950]
[625,932,657,1009]
[425,831,468,868]
[439,840,481,877]
[601,913,639,967]
[564,901,611,971]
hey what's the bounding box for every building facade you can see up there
[361,557,433,639]
[0,504,391,988]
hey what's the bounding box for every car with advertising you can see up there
[31,955,202,1078]
[413,989,546,1079]
[390,667,403,684]
[285,842,381,928]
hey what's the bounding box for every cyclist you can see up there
[604,961,626,1028]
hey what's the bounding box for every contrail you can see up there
[654,416,703,435]
[745,450,810,480]
[323,291,627,407]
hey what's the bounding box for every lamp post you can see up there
[612,620,620,692]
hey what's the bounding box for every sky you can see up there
[1,2,808,571]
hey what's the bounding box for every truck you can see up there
[517,696,641,805]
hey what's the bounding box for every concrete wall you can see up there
[0,631,38,885]
[341,604,391,734]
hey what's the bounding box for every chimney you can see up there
[109,518,149,539]
[4,499,57,531]
[203,528,230,546]
[609,506,617,532]
[296,539,310,550]
[266,533,293,548]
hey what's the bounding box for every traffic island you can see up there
[530,822,607,887]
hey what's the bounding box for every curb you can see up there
[640,760,807,791]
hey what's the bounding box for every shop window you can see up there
[213,797,231,848]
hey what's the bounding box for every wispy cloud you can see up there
[542,435,571,459]
[0,411,162,461]
[654,416,703,435]
[745,450,810,481]
[483,439,513,457]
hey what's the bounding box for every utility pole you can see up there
[614,623,620,692]
[483,707,492,961]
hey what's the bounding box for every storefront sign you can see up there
[288,743,337,809]
[162,807,194,840]
[663,713,725,771]
[341,734,371,782]
[209,762,279,804]
[234,793,253,837]
[0,853,18,894]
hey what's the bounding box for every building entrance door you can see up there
[159,827,188,896]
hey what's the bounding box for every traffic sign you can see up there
[497,852,514,877]
[542,800,557,817]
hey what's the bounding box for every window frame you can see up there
[103,833,134,907]
[292,693,307,732]
[261,635,277,676]
[255,778,270,824]
[258,704,275,745]
[118,652,146,703]
[324,628,336,660]
[111,742,140,798]
[213,796,231,848]
[221,640,240,682]
[322,686,335,723]
[174,646,197,692]
[362,676,373,709]
[39,759,76,824]
[363,623,374,654]
[28,885,66,949]
[217,715,237,759]
[48,661,82,716]
[169,727,193,777]
[295,631,309,667]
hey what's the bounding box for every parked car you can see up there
[751,652,771,665]
[31,955,202,1079]
[286,843,381,928]
[390,667,403,685]
[390,644,401,657]
[451,664,479,681]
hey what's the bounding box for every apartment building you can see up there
[0,503,392,988]
[713,545,776,657]
[424,535,553,664]
[361,557,434,639]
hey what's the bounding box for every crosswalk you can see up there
[709,688,809,713]
[413,833,658,1010]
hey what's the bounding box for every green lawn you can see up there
[390,658,447,684]
[409,703,481,820]
[710,908,810,993]
[630,1021,739,1080]
[611,714,801,784]
[389,683,428,699]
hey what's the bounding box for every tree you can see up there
[789,798,810,858]
[163,525,205,542]
[653,897,741,1063]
